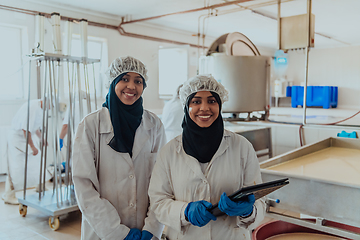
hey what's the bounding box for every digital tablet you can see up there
[208,178,289,217]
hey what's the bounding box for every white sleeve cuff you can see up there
[180,203,191,226]
[236,205,257,229]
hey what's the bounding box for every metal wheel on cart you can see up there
[49,216,60,231]
[19,204,27,217]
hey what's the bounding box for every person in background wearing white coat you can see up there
[53,92,88,175]
[72,56,166,240]
[2,99,46,204]
[161,84,184,143]
[59,90,96,150]
[59,92,87,150]
[148,75,265,240]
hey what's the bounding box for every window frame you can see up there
[158,46,189,99]
[0,23,29,101]
[66,34,108,98]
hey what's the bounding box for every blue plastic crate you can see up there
[286,86,292,97]
[291,86,338,109]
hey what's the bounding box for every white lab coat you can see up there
[11,100,43,134]
[161,97,184,142]
[62,101,82,131]
[148,130,266,240]
[72,107,166,240]
[8,100,44,190]
[62,99,97,133]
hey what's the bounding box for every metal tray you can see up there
[260,137,360,239]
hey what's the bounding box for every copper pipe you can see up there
[195,0,295,56]
[0,4,119,30]
[117,26,206,48]
[0,4,205,48]
[121,0,253,25]
[0,4,38,15]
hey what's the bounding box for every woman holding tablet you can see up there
[148,74,266,240]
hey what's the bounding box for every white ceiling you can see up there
[21,0,360,49]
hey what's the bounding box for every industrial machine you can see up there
[199,32,271,121]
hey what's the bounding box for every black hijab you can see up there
[102,73,144,156]
[182,91,224,163]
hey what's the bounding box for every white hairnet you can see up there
[179,74,229,106]
[105,56,148,83]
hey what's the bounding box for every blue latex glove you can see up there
[59,138,63,150]
[184,200,217,227]
[124,228,142,240]
[218,193,255,217]
[140,230,153,240]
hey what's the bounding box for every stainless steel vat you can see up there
[203,54,270,113]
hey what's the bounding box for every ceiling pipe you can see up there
[0,4,119,29]
[117,0,258,49]
[120,0,254,25]
[117,25,205,48]
[195,0,295,56]
[0,4,206,48]
[223,0,350,45]
[2,1,350,48]
[4,1,347,49]
[0,4,37,15]
[235,1,350,46]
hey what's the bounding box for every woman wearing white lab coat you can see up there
[3,99,44,204]
[148,75,265,240]
[72,56,166,240]
[161,84,184,142]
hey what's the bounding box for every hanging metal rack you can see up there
[18,52,100,231]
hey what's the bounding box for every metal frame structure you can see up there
[19,52,100,230]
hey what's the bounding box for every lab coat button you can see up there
[130,203,134,207]
[129,175,134,179]
[203,180,207,184]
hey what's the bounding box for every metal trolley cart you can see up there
[19,52,100,230]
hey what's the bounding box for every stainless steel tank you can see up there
[203,54,270,113]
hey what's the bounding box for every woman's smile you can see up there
[197,114,212,120]
[123,91,137,99]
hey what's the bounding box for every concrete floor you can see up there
[0,181,81,240]
[0,177,274,240]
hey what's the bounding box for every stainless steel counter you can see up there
[224,122,272,159]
